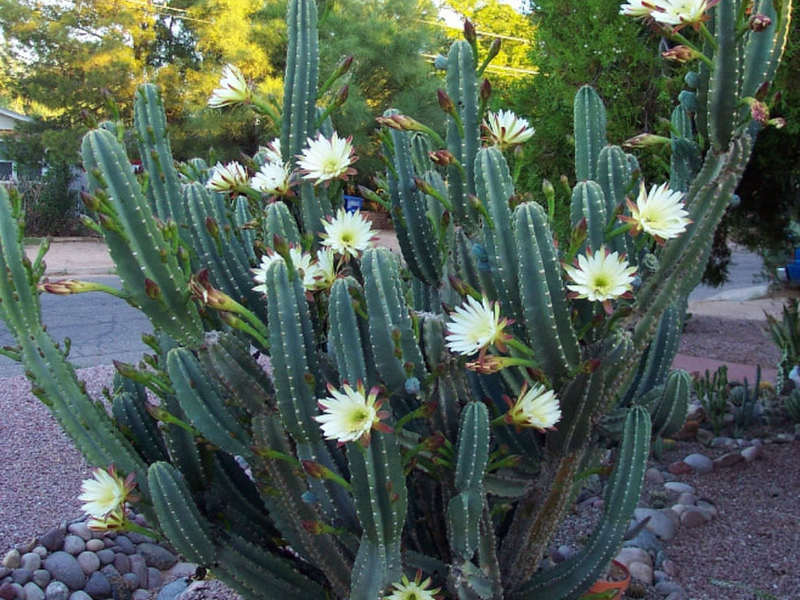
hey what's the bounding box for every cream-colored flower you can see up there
[86,508,126,532]
[386,572,441,600]
[624,181,690,242]
[314,382,388,445]
[506,383,562,431]
[206,161,248,193]
[619,0,656,17]
[564,248,637,303]
[651,0,714,26]
[445,296,511,356]
[483,110,534,148]
[303,248,337,291]
[320,209,374,258]
[297,132,357,184]
[252,248,313,293]
[208,64,251,108]
[251,161,291,196]
[260,138,282,164]
[78,466,134,518]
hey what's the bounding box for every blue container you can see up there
[343,195,363,213]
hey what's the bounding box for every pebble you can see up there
[32,570,50,589]
[22,582,44,600]
[83,541,103,554]
[39,528,66,553]
[680,507,710,528]
[45,581,69,600]
[131,591,149,600]
[66,525,91,544]
[645,467,664,484]
[95,551,113,567]
[677,492,697,506]
[656,580,684,595]
[122,573,140,589]
[695,428,714,445]
[0,568,8,579]
[20,554,41,573]
[2,551,21,570]
[146,568,162,590]
[696,499,718,518]
[623,528,662,556]
[633,508,679,541]
[111,537,135,556]
[667,460,693,475]
[113,554,130,575]
[62,537,84,557]
[11,569,32,585]
[163,564,196,582]
[43,552,85,591]
[615,546,651,568]
[628,561,653,585]
[713,452,744,469]
[136,545,177,571]
[68,593,92,600]
[662,559,678,577]
[710,436,737,448]
[664,482,694,495]
[683,453,713,474]
[0,583,16,600]
[741,445,761,463]
[156,578,189,600]
[129,555,147,589]
[15,541,36,556]
[84,571,111,598]
[32,549,47,560]
[76,553,99,576]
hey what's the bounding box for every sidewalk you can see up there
[25,237,785,383]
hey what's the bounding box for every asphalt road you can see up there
[0,277,152,378]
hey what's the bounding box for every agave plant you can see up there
[0,0,791,598]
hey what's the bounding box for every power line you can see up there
[420,53,537,76]
[416,18,531,44]
[117,0,213,24]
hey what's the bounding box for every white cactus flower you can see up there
[564,247,637,304]
[79,466,134,518]
[445,295,511,356]
[206,161,249,193]
[651,0,714,26]
[260,138,283,164]
[314,382,388,445]
[624,181,691,242]
[619,0,656,17]
[483,110,535,148]
[506,383,562,431]
[320,209,374,259]
[251,161,291,196]
[297,132,357,184]
[303,248,337,291]
[208,64,251,108]
[252,248,313,293]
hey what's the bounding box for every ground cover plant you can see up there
[0,1,792,598]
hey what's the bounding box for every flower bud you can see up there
[542,178,555,203]
[480,79,492,103]
[622,133,671,149]
[463,19,476,45]
[661,45,698,63]
[144,278,161,300]
[437,89,455,115]
[429,149,456,166]
[487,38,501,61]
[749,13,771,31]
[333,84,349,108]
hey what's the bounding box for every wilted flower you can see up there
[619,0,656,18]
[206,162,248,193]
[506,383,562,431]
[662,45,700,63]
[386,571,441,600]
[651,0,717,27]
[749,13,772,32]
[483,110,535,149]
[622,181,691,243]
[445,296,511,356]
[208,64,251,108]
[320,209,375,258]
[251,161,291,196]
[297,132,357,184]
[564,248,637,307]
[79,466,136,519]
[314,381,390,445]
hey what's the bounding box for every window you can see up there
[0,161,13,180]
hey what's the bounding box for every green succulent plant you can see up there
[0,1,791,598]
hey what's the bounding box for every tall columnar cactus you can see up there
[0,1,792,599]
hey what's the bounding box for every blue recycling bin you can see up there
[343,195,363,213]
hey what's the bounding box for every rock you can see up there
[670,504,689,517]
[656,580,684,595]
[157,578,190,600]
[711,436,736,449]
[83,542,103,554]
[136,545,177,571]
[146,568,161,590]
[39,528,66,553]
[695,428,714,445]
[713,452,744,469]
[110,537,134,556]
[32,549,47,560]
[680,507,710,528]
[2,551,21,570]
[664,481,694,495]
[45,581,70,600]
[128,556,147,589]
[125,533,155,545]
[121,573,139,589]
[683,453,713,474]
[633,508,679,541]
[673,419,699,440]
[11,569,32,585]
[686,401,704,422]
[32,571,50,589]
[95,551,113,567]
[0,583,16,600]
[741,445,761,463]
[43,552,86,591]
[66,524,91,544]
[667,460,693,475]
[68,593,92,600]
[98,566,119,582]
[164,563,197,582]
[0,566,8,579]
[22,582,44,600]
[83,572,111,599]
[623,528,662,556]
[677,492,697,506]
[645,467,664,484]
[696,499,718,518]
[20,555,40,573]
[628,561,653,585]
[774,433,794,443]
[112,555,129,575]
[615,547,651,568]
[131,591,149,600]
[62,537,85,557]
[653,569,669,584]
[76,553,100,576]
[15,541,36,556]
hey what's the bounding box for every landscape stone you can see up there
[62,537,84,557]
[136,544,177,570]
[128,556,147,590]
[615,546,651,568]
[84,572,111,599]
[622,528,661,556]
[633,508,678,540]
[695,428,714,445]
[711,436,736,448]
[0,582,16,600]
[83,542,103,554]
[39,528,66,553]
[670,504,689,517]
[683,453,713,474]
[15,541,36,557]
[98,566,119,582]
[110,538,134,556]
[696,500,718,518]
[645,467,664,484]
[157,578,189,600]
[121,573,139,589]
[68,593,92,600]
[713,452,744,469]
[125,533,155,545]
[112,555,129,575]
[741,445,761,462]
[667,460,693,475]
[31,571,49,589]
[76,553,99,576]
[44,581,69,600]
[680,507,710,528]
[164,563,197,581]
[94,552,113,567]
[146,568,161,590]
[20,555,40,573]
[0,567,8,579]
[43,552,86,591]
[131,591,149,600]
[664,481,694,495]
[652,569,669,584]
[66,525,91,544]
[628,561,653,585]
[32,549,47,560]
[10,570,31,585]
[677,492,697,506]
[656,580,684,595]
[2,551,20,570]
[22,582,44,600]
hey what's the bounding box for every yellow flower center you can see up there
[322,157,342,175]
[591,274,610,294]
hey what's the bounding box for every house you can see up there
[0,107,33,181]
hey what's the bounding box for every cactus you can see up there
[0,2,792,599]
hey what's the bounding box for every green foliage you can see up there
[693,366,729,435]
[730,366,762,432]
[766,298,800,391]
[784,389,800,423]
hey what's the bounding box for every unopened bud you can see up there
[463,19,476,45]
[487,38,501,61]
[302,460,326,479]
[81,192,100,212]
[480,79,492,103]
[413,177,435,196]
[437,89,455,115]
[205,217,220,239]
[144,278,161,300]
[429,149,456,166]
[749,13,771,31]
[333,55,354,79]
[334,84,349,107]
[542,178,555,202]
[768,117,786,129]
[661,45,699,63]
[622,133,671,149]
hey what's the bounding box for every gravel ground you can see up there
[680,314,780,367]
